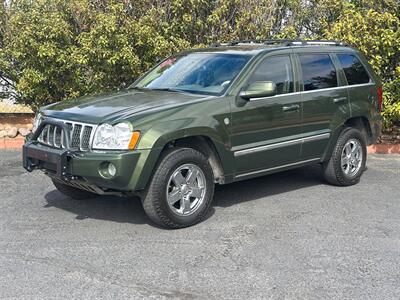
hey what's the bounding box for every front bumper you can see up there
[23,141,142,193]
[22,116,145,196]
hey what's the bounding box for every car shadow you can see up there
[44,190,216,227]
[44,191,149,225]
[44,164,325,226]
[213,164,325,207]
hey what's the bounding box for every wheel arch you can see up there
[169,135,226,183]
[344,116,373,145]
[133,133,232,193]
[322,116,373,162]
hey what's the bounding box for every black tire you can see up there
[323,127,367,186]
[142,147,215,229]
[52,179,97,200]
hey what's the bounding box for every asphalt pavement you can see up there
[0,150,399,299]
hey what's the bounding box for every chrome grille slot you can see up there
[48,125,55,146]
[39,125,49,144]
[54,126,62,147]
[37,118,96,151]
[81,126,92,151]
[71,124,82,149]
[66,123,73,135]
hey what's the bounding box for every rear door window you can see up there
[299,54,338,91]
[337,54,371,85]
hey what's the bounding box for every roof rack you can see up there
[211,39,348,47]
[290,40,348,46]
[210,39,292,47]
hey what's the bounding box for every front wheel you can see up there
[323,127,367,186]
[142,148,215,229]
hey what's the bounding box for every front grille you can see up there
[38,119,96,151]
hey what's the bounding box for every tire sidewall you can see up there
[151,148,215,227]
[333,128,367,185]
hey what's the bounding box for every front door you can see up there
[230,54,303,177]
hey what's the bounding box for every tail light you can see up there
[377,86,383,112]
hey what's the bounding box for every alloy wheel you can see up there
[341,138,363,177]
[166,164,206,216]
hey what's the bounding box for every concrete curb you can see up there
[0,137,25,149]
[367,144,400,154]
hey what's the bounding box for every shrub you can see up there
[0,0,399,127]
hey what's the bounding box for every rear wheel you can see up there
[323,127,367,186]
[52,179,97,200]
[142,147,215,229]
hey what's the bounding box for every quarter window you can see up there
[337,54,370,85]
[247,56,294,95]
[299,54,338,91]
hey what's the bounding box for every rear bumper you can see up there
[23,141,142,193]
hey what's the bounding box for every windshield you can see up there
[133,53,251,95]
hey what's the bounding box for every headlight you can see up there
[32,113,42,133]
[92,122,140,150]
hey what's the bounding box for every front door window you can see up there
[247,55,294,95]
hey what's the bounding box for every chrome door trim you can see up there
[302,133,331,143]
[235,158,321,179]
[234,137,302,157]
[234,133,330,157]
[300,82,374,95]
[246,83,375,101]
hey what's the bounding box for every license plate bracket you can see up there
[23,141,70,179]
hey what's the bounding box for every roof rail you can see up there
[225,39,294,46]
[210,39,348,47]
[210,40,292,47]
[290,40,348,46]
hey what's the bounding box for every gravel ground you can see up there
[0,150,399,299]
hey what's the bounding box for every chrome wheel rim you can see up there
[166,164,206,216]
[341,138,363,177]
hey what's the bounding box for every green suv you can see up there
[23,40,382,228]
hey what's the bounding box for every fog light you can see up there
[99,162,117,179]
[108,163,116,177]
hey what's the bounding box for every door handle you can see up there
[282,104,300,112]
[333,97,347,103]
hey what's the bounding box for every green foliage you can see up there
[325,4,400,126]
[382,72,400,126]
[0,2,5,44]
[0,0,399,127]
[0,0,184,109]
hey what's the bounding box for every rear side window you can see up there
[299,54,338,91]
[248,55,294,95]
[337,54,370,85]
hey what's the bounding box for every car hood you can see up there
[42,89,210,124]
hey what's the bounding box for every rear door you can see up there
[296,52,350,160]
[335,53,376,118]
[230,52,303,177]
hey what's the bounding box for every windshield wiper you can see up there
[130,86,201,95]
[128,86,147,91]
[149,88,184,93]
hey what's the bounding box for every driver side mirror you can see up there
[239,81,277,100]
